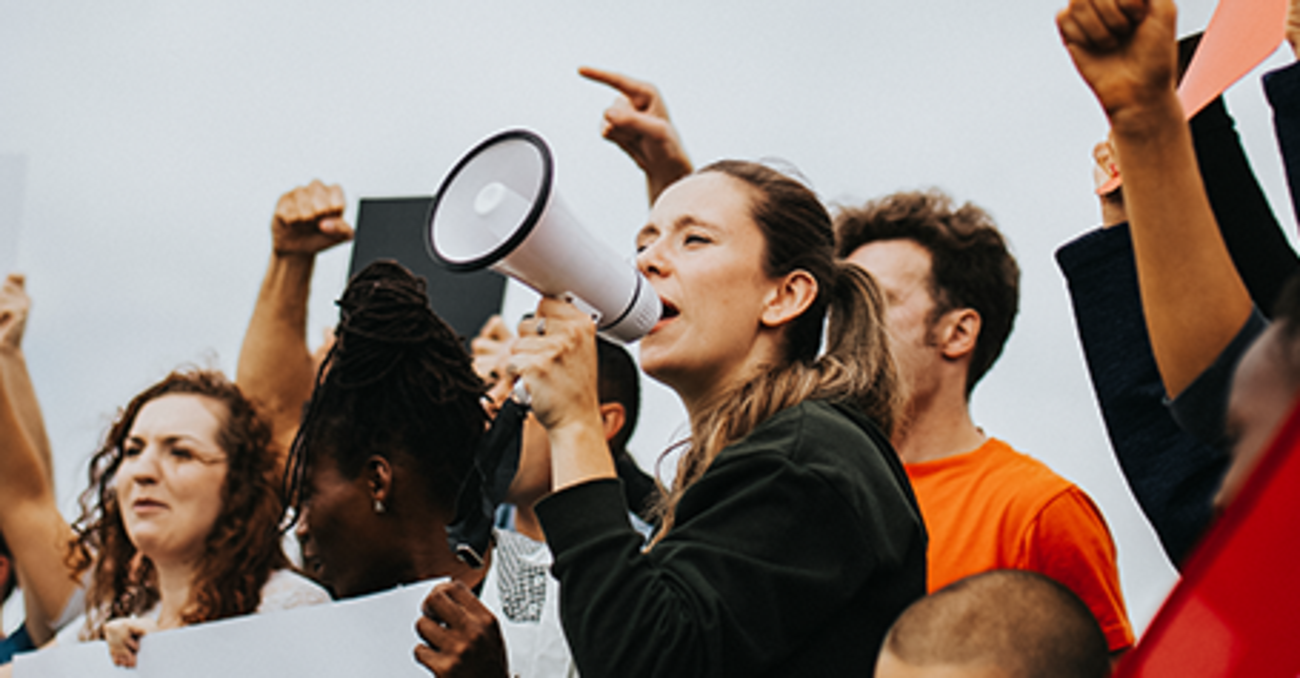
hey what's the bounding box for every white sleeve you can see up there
[255,570,332,613]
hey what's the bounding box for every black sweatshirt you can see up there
[536,400,927,677]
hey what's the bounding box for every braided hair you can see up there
[286,261,487,518]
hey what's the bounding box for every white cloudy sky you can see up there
[2,0,1295,632]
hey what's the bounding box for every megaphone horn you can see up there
[427,129,661,344]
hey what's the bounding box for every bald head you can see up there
[876,570,1109,678]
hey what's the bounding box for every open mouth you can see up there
[652,300,679,333]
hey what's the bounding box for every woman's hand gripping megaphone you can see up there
[507,299,600,422]
[504,298,614,490]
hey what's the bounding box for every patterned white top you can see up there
[58,568,330,644]
[481,529,576,678]
[255,569,332,612]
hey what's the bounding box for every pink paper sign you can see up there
[1179,0,1288,117]
[1096,0,1287,195]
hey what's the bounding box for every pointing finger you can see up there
[579,66,656,110]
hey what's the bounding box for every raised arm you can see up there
[0,274,52,482]
[579,67,694,204]
[0,300,76,647]
[235,181,352,469]
[1058,0,1253,398]
[1058,36,1300,561]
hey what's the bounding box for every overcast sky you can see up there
[2,0,1294,632]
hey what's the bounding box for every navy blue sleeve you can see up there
[1168,309,1269,449]
[1265,61,1300,228]
[1056,225,1229,566]
[1192,93,1300,316]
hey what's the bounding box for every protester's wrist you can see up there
[647,159,693,202]
[547,414,617,492]
[270,246,320,262]
[1106,90,1183,139]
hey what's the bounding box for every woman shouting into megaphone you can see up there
[506,160,927,678]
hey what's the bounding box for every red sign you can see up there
[1115,398,1300,676]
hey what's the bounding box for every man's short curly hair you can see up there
[836,190,1019,396]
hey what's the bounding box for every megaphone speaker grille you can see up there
[427,129,553,271]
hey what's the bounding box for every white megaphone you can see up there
[427,129,661,344]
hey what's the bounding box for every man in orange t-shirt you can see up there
[837,191,1133,654]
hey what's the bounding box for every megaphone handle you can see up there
[565,294,603,326]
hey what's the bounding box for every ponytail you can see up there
[649,167,899,544]
[821,261,900,435]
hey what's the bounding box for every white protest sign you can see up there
[15,580,440,678]
[12,639,128,677]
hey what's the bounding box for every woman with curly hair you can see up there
[0,368,327,670]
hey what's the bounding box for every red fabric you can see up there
[906,438,1134,651]
[1115,398,1300,677]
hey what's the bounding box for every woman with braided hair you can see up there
[511,160,928,677]
[285,259,575,677]
[285,260,489,600]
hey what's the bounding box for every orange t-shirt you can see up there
[905,437,1134,652]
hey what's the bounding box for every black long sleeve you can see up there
[536,401,926,678]
[1192,94,1300,316]
[1057,226,1229,565]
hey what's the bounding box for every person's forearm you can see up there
[645,160,693,206]
[12,506,77,644]
[236,252,317,463]
[1111,93,1253,397]
[0,369,75,641]
[0,360,50,505]
[0,349,52,482]
[547,418,618,493]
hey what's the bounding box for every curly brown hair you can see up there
[67,369,287,637]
